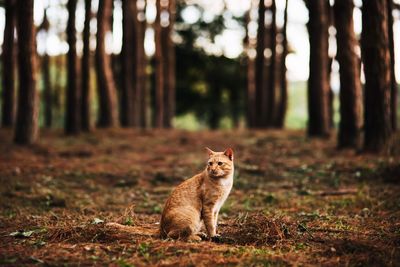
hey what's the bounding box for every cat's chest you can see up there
[203,177,233,208]
[213,186,231,210]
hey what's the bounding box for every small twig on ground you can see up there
[317,188,358,196]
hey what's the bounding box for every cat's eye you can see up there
[208,162,212,166]
[218,162,223,166]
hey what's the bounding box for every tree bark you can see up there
[334,0,363,148]
[53,55,64,126]
[275,0,289,128]
[327,57,334,129]
[81,0,92,131]
[245,10,256,128]
[162,0,176,128]
[14,0,39,144]
[42,53,52,128]
[121,0,138,127]
[66,0,80,134]
[305,0,330,137]
[154,0,164,128]
[327,3,335,129]
[387,0,397,131]
[39,10,52,128]
[208,70,222,129]
[361,0,392,152]
[138,1,148,128]
[267,0,277,127]
[96,0,119,127]
[2,0,17,127]
[39,9,53,128]
[132,0,142,128]
[255,0,266,128]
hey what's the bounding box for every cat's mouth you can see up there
[208,172,227,179]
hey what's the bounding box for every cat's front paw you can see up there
[197,232,208,240]
[187,235,202,242]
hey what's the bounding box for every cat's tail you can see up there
[162,226,194,240]
[105,222,158,237]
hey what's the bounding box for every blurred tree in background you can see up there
[174,1,245,129]
[0,0,398,152]
[1,0,16,128]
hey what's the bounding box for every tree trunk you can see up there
[132,0,142,128]
[230,81,240,128]
[169,0,176,128]
[14,0,39,144]
[162,0,176,128]
[2,0,17,127]
[327,57,334,129]
[246,57,256,128]
[154,0,164,128]
[387,0,397,131]
[244,10,256,128]
[275,0,289,128]
[255,0,266,128]
[361,0,392,152]
[267,0,277,127]
[138,1,148,128]
[39,10,52,128]
[305,0,330,137]
[53,55,64,126]
[121,0,138,127]
[327,3,335,129]
[334,0,363,148]
[96,0,119,128]
[66,0,80,134]
[42,53,52,128]
[81,0,92,131]
[208,73,222,130]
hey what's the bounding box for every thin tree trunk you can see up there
[2,0,17,127]
[43,53,52,128]
[387,0,397,131]
[96,0,119,127]
[334,0,363,148]
[230,80,240,128]
[39,10,52,128]
[162,0,176,128]
[275,0,289,128]
[131,0,141,128]
[138,1,148,128]
[154,0,164,128]
[81,0,91,131]
[267,0,277,127]
[361,0,392,152]
[66,0,80,134]
[255,0,266,128]
[169,0,176,128]
[14,0,39,144]
[327,57,334,128]
[244,10,255,128]
[246,58,256,128]
[121,0,137,127]
[53,55,64,127]
[208,71,222,129]
[161,24,169,128]
[327,3,335,129]
[305,0,330,137]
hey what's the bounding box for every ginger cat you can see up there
[160,147,234,241]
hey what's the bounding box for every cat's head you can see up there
[205,147,234,178]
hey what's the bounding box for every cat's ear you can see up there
[224,148,234,161]
[205,147,215,157]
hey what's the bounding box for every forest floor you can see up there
[0,129,399,266]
